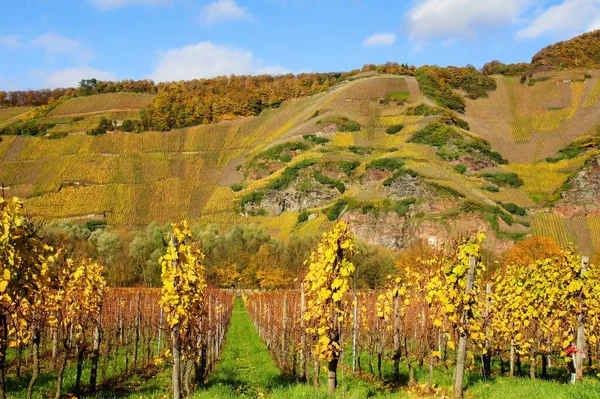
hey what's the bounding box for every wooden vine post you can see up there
[300,285,307,382]
[352,293,358,373]
[169,234,182,399]
[89,286,104,392]
[157,306,163,356]
[575,255,590,382]
[454,256,476,399]
[482,283,492,380]
[393,290,401,383]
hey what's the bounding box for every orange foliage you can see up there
[504,236,562,270]
[396,238,437,274]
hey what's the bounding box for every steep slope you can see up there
[0,78,368,227]
[1,70,599,257]
[464,70,600,163]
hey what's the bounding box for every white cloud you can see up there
[0,35,21,48]
[588,16,600,31]
[90,0,168,10]
[199,0,252,25]
[31,32,94,63]
[406,0,531,40]
[362,33,396,47]
[148,42,288,82]
[516,0,600,40]
[38,67,116,89]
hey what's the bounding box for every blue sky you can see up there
[1,0,599,90]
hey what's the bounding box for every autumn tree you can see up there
[303,222,357,395]
[160,221,207,399]
[47,257,105,399]
[504,236,561,271]
[0,198,51,399]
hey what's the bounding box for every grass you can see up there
[468,376,600,399]
[5,341,169,399]
[192,298,398,399]
[9,297,600,399]
[383,92,410,103]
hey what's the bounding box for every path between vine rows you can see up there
[192,298,294,398]
[192,298,393,399]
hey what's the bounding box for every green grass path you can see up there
[192,298,290,398]
[193,298,393,399]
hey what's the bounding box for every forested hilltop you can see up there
[0,62,497,133]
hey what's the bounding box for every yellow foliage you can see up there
[332,132,355,147]
[303,222,356,362]
[159,221,207,358]
[504,161,579,197]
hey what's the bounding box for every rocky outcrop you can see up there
[383,174,429,199]
[562,156,600,203]
[558,156,600,216]
[260,181,339,215]
[343,208,501,252]
[343,212,419,251]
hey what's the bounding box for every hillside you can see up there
[2,33,600,258]
[1,70,599,259]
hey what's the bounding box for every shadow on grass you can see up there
[90,365,167,398]
[6,371,58,396]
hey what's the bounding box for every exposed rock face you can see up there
[383,174,429,199]
[558,156,600,216]
[260,182,339,215]
[343,212,418,251]
[563,156,600,203]
[343,208,502,252]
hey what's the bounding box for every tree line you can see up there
[42,220,398,289]
[0,64,413,109]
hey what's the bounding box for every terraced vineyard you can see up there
[1,72,600,259]
[532,213,600,256]
[48,92,154,117]
[510,120,529,143]
[0,106,35,127]
[465,71,600,164]
[532,212,571,248]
